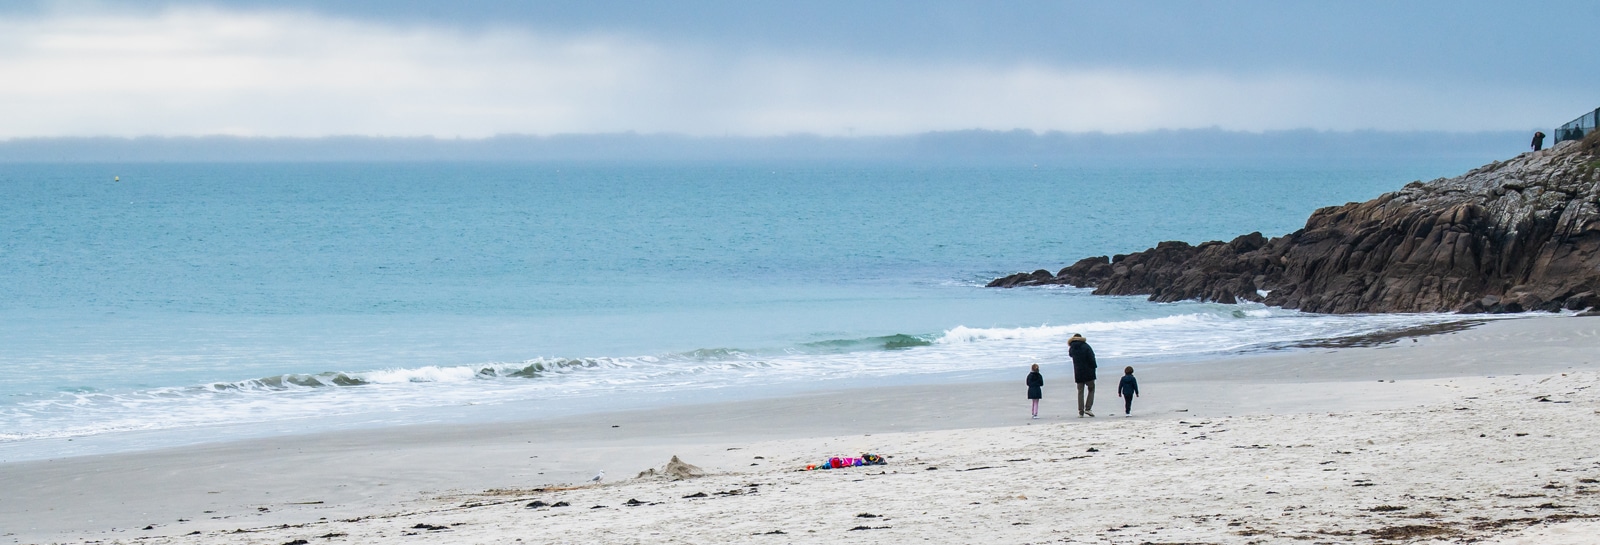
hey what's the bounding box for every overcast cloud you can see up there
[0,2,1592,137]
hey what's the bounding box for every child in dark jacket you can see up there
[1117,366,1139,416]
[1026,364,1043,419]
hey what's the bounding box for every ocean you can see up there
[0,158,1493,461]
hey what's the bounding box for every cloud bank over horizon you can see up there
[0,3,1592,138]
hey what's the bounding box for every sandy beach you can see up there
[5,3,1593,545]
[5,315,1600,544]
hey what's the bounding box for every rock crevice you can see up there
[990,133,1600,314]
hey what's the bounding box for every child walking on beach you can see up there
[1118,366,1139,416]
[1026,364,1044,419]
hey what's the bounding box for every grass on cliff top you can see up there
[1579,129,1600,156]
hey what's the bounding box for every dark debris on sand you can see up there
[1362,524,1453,540]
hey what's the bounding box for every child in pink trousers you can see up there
[1026,363,1044,419]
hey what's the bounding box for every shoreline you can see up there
[4,315,1600,543]
[0,310,1524,463]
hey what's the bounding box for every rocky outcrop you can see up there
[989,133,1600,314]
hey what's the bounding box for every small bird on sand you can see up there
[589,470,605,483]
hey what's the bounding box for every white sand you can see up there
[5,315,1600,544]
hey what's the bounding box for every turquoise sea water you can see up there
[0,158,1490,459]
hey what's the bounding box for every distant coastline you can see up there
[0,129,1527,163]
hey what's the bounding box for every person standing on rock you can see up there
[1532,131,1546,152]
[1068,334,1097,417]
[1026,363,1044,419]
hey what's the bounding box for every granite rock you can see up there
[991,132,1600,314]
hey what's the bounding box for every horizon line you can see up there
[0,127,1540,142]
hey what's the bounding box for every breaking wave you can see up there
[0,306,1497,443]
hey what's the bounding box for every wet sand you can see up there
[3,315,1599,544]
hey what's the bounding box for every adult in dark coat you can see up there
[1068,334,1097,417]
[1533,131,1546,152]
[1026,363,1044,419]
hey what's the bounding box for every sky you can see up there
[0,0,1595,138]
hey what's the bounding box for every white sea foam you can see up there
[362,366,486,384]
[0,306,1506,446]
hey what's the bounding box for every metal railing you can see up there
[1554,107,1600,144]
